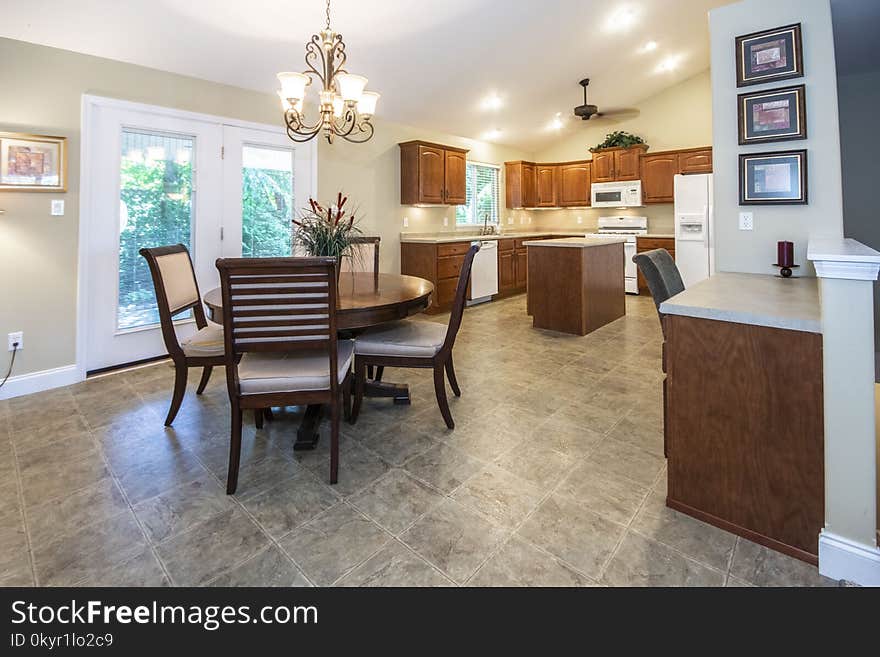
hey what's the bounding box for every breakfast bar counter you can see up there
[523,237,626,336]
[659,273,824,564]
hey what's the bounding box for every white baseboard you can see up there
[0,364,82,401]
[819,531,880,586]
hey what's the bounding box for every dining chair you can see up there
[215,256,353,493]
[139,244,226,426]
[342,236,381,288]
[632,248,685,334]
[350,244,478,430]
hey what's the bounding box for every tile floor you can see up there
[0,294,836,587]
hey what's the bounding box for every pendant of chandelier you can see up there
[277,0,380,144]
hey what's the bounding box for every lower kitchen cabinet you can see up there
[400,241,472,312]
[498,239,517,293]
[636,236,675,295]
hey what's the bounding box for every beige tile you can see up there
[495,446,574,491]
[357,425,437,466]
[33,510,148,586]
[156,507,269,586]
[403,442,484,494]
[336,541,452,587]
[20,451,112,509]
[240,470,339,538]
[208,545,311,587]
[452,464,542,529]
[631,491,736,571]
[10,415,90,455]
[279,503,389,586]
[0,506,31,583]
[349,469,443,534]
[602,531,725,587]
[556,461,649,525]
[133,476,235,543]
[607,409,665,457]
[469,536,596,587]
[307,442,390,497]
[729,538,835,587]
[518,494,625,580]
[113,447,210,506]
[75,548,169,587]
[587,438,665,487]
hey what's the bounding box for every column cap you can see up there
[807,238,880,281]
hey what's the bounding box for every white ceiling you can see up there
[0,0,731,150]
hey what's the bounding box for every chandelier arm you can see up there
[303,34,327,85]
[340,120,374,144]
[285,124,322,143]
[332,108,358,137]
[284,109,322,133]
[332,34,347,77]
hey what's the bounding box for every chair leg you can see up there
[226,404,243,494]
[445,357,461,397]
[264,407,274,421]
[342,373,352,422]
[195,365,213,394]
[375,366,384,382]
[330,392,340,485]
[165,362,188,426]
[433,364,454,429]
[367,365,374,380]
[254,408,264,430]
[351,359,366,423]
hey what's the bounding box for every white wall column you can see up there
[808,238,880,585]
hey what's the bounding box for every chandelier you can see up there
[276,0,379,144]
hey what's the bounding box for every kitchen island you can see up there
[523,237,626,336]
[659,273,823,563]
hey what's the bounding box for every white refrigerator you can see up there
[674,173,714,288]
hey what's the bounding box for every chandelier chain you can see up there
[325,0,331,30]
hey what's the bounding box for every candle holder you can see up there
[773,263,800,278]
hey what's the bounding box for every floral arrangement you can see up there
[292,193,362,265]
[590,131,647,152]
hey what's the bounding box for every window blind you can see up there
[456,162,499,225]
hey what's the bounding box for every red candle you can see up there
[777,241,794,267]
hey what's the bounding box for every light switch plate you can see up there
[739,212,754,231]
[507,217,513,225]
[443,217,448,227]
[402,216,409,227]
[577,216,583,224]
[51,199,65,216]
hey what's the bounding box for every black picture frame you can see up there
[736,23,804,87]
[738,84,807,145]
[739,150,808,205]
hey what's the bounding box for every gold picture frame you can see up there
[0,132,68,192]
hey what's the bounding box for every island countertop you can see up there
[522,237,628,248]
[399,232,584,244]
[659,272,821,333]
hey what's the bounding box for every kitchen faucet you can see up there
[479,212,496,236]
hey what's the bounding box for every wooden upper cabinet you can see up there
[642,153,679,204]
[399,140,469,205]
[614,146,645,180]
[678,148,713,174]
[535,165,558,207]
[505,161,538,208]
[558,161,591,207]
[444,150,467,205]
[591,151,615,183]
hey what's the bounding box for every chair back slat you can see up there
[216,257,339,357]
[441,244,479,353]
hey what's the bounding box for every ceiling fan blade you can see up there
[592,107,640,120]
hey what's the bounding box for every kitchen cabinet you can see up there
[535,165,558,207]
[505,161,537,209]
[590,145,647,183]
[400,241,471,312]
[558,162,591,207]
[641,153,679,204]
[497,239,517,293]
[636,236,675,295]
[678,148,713,174]
[399,140,469,205]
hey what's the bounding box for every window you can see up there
[456,162,500,225]
[240,144,294,258]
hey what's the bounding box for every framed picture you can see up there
[0,132,67,192]
[736,23,804,87]
[739,150,807,205]
[738,84,806,144]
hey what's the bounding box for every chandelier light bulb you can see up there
[277,72,309,101]
[357,91,380,117]
[336,73,368,103]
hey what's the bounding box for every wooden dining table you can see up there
[203,271,434,449]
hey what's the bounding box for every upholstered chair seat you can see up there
[180,321,225,357]
[354,321,446,358]
[238,341,354,394]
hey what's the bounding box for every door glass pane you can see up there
[241,145,294,257]
[118,130,195,330]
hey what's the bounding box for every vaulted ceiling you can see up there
[0,0,731,149]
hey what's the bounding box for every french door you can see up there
[82,98,311,373]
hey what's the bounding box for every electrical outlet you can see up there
[577,216,583,224]
[8,331,22,351]
[519,216,525,225]
[402,216,409,228]
[528,216,532,224]
[443,217,448,227]
[507,217,513,225]
[739,212,754,231]
[50,199,65,216]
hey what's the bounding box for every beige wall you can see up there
[710,0,844,275]
[527,70,713,234]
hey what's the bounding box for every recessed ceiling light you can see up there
[656,55,681,73]
[547,113,564,130]
[604,6,640,33]
[481,94,503,111]
[640,41,658,53]
[482,129,502,141]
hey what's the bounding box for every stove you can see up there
[584,216,647,294]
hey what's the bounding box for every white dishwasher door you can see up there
[468,240,499,302]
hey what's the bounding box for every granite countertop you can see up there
[659,273,821,333]
[399,231,584,244]
[641,233,675,239]
[522,237,628,248]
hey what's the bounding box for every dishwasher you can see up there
[467,240,499,306]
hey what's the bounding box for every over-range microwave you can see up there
[591,180,643,208]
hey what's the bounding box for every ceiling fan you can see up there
[573,78,639,122]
